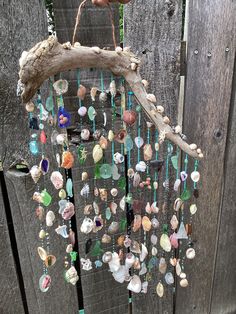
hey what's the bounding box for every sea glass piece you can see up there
[118,177,126,190]
[156,282,164,297]
[55,225,69,238]
[29,140,39,155]
[106,207,112,220]
[181,189,191,201]
[91,240,104,257]
[40,131,47,144]
[58,106,71,128]
[46,96,54,111]
[190,204,197,215]
[125,193,133,204]
[85,239,92,254]
[171,155,178,170]
[111,164,120,180]
[165,272,174,285]
[180,171,188,181]
[94,164,101,179]
[66,178,73,197]
[53,79,68,95]
[40,158,49,174]
[176,221,188,239]
[58,199,67,214]
[95,260,103,268]
[119,218,127,232]
[88,106,96,121]
[70,251,78,262]
[125,135,134,151]
[148,256,158,270]
[134,136,144,148]
[29,117,39,130]
[41,189,52,206]
[100,164,112,179]
[160,233,171,252]
[39,274,51,292]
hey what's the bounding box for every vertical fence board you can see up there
[0,173,25,314]
[175,1,235,313]
[124,1,182,313]
[210,62,236,314]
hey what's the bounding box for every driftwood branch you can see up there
[19,36,202,159]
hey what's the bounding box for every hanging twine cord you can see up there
[72,0,117,48]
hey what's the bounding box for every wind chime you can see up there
[19,0,203,296]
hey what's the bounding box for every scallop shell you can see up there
[38,247,47,261]
[77,84,86,100]
[143,144,153,161]
[80,184,90,197]
[30,165,41,183]
[190,204,197,215]
[142,216,152,231]
[127,275,142,293]
[156,282,164,297]
[160,234,171,252]
[92,144,103,163]
[50,171,63,190]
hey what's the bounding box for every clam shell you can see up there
[92,144,103,163]
[190,204,197,215]
[127,275,142,293]
[156,282,164,297]
[180,278,188,287]
[142,216,152,231]
[143,144,153,161]
[38,247,47,261]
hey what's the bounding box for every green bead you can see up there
[100,164,112,179]
[181,189,192,201]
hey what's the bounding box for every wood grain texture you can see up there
[124,1,182,313]
[175,1,235,313]
[0,173,25,314]
[5,171,79,314]
[210,61,236,313]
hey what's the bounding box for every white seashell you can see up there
[156,282,164,297]
[81,129,90,141]
[111,188,118,197]
[133,172,141,187]
[55,225,69,238]
[80,217,94,234]
[131,62,137,70]
[180,278,188,287]
[153,181,158,189]
[50,171,63,189]
[80,184,90,197]
[99,92,107,102]
[46,211,55,227]
[141,281,148,293]
[151,234,158,245]
[113,152,124,164]
[135,161,147,172]
[91,46,101,54]
[198,153,204,158]
[190,204,197,215]
[170,214,179,230]
[56,153,60,167]
[108,130,114,141]
[139,262,147,276]
[56,134,66,145]
[38,247,47,261]
[93,201,100,215]
[165,272,174,285]
[80,258,92,271]
[109,80,116,97]
[159,257,167,274]
[112,265,127,283]
[174,125,182,133]
[93,144,103,163]
[140,243,148,262]
[176,261,182,276]
[160,234,171,252]
[180,272,186,279]
[39,230,46,239]
[127,275,142,293]
[174,179,181,191]
[174,198,184,211]
[189,143,197,150]
[66,244,73,253]
[141,79,149,89]
[102,251,113,263]
[146,94,156,103]
[30,165,41,183]
[119,195,126,211]
[152,247,158,256]
[125,253,136,268]
[74,42,81,47]
[186,248,196,259]
[78,106,87,117]
[155,143,160,151]
[156,105,164,114]
[108,252,120,272]
[65,266,79,285]
[191,171,200,182]
[134,136,144,148]
[90,87,98,101]
[115,46,123,53]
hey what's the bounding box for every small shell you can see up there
[151,217,159,229]
[143,144,153,161]
[50,171,63,189]
[61,151,74,169]
[141,79,149,89]
[115,46,123,53]
[99,92,107,102]
[174,198,184,211]
[151,234,158,245]
[159,257,167,274]
[174,125,182,133]
[160,234,171,252]
[146,94,157,103]
[127,275,142,293]
[190,204,197,215]
[38,247,47,261]
[90,87,98,101]
[78,106,87,117]
[39,230,46,239]
[142,216,152,232]
[170,215,179,230]
[99,136,108,149]
[30,165,41,183]
[101,233,112,244]
[133,172,141,187]
[131,62,137,70]
[111,188,118,197]
[108,221,119,234]
[117,235,125,246]
[134,136,144,148]
[108,130,114,141]
[84,204,93,215]
[25,101,35,112]
[189,143,197,150]
[191,171,200,182]
[109,80,116,97]
[77,84,87,100]
[180,278,188,287]
[163,116,170,124]
[156,105,164,114]
[46,210,55,227]
[156,282,164,297]
[82,172,88,181]
[152,247,158,256]
[110,201,117,214]
[92,144,103,163]
[186,248,196,259]
[81,129,90,141]
[102,251,113,263]
[130,240,141,254]
[140,243,148,262]
[180,272,186,279]
[44,255,56,267]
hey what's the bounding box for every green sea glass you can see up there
[125,135,133,151]
[100,164,112,179]
[171,155,178,170]
[119,218,127,232]
[66,178,73,197]
[118,177,126,190]
[88,106,96,121]
[41,189,52,206]
[46,96,54,111]
[91,240,104,257]
[94,164,101,179]
[106,207,111,220]
[125,193,133,204]
[181,189,192,201]
[70,251,78,262]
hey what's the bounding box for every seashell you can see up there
[170,258,177,266]
[99,136,108,149]
[38,247,47,261]
[25,101,35,112]
[141,281,148,294]
[146,94,157,103]
[91,46,101,54]
[156,282,164,297]
[170,232,179,248]
[123,110,137,126]
[80,258,93,271]
[142,216,152,231]
[133,172,141,187]
[125,253,135,268]
[108,221,119,234]
[115,46,123,53]
[102,251,113,263]
[50,171,63,189]
[93,201,100,215]
[130,240,141,254]
[186,247,196,259]
[66,244,73,253]
[160,234,171,252]
[84,204,92,215]
[153,181,158,189]
[111,188,118,197]
[77,84,86,100]
[131,62,137,70]
[108,252,120,272]
[112,265,128,283]
[36,206,44,220]
[62,202,75,220]
[174,198,184,211]
[113,152,124,164]
[65,266,79,285]
[156,105,164,114]
[151,217,159,229]
[46,210,55,227]
[190,204,197,215]
[127,275,142,293]
[155,143,160,151]
[174,178,181,191]
[176,222,188,239]
[135,161,147,172]
[101,233,112,244]
[141,79,149,89]
[110,201,118,214]
[30,165,41,184]
[69,230,75,246]
[145,202,152,214]
[80,184,90,197]
[119,195,126,211]
[180,171,188,181]
[170,215,179,230]
[139,262,147,276]
[189,143,197,150]
[140,243,148,262]
[174,125,182,133]
[81,128,90,141]
[53,79,68,95]
[176,260,182,276]
[39,274,51,292]
[58,199,67,214]
[90,87,98,101]
[82,172,88,181]
[93,144,103,163]
[159,257,167,274]
[109,80,116,97]
[78,106,87,117]
[152,247,158,256]
[99,188,108,201]
[191,171,200,182]
[134,136,144,148]
[124,236,131,248]
[180,278,188,287]
[132,214,142,232]
[99,92,107,102]
[55,225,69,238]
[108,130,114,141]
[151,234,158,245]
[127,168,134,178]
[163,116,170,124]
[133,258,141,270]
[180,272,186,279]
[61,151,74,169]
[80,217,94,234]
[44,255,56,267]
[56,134,66,145]
[33,192,42,203]
[114,129,127,143]
[165,272,174,285]
[143,144,153,161]
[39,229,46,239]
[94,187,99,197]
[117,235,125,246]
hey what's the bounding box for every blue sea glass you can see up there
[66,178,73,197]
[29,140,39,155]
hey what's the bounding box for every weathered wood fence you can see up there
[0,0,235,313]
